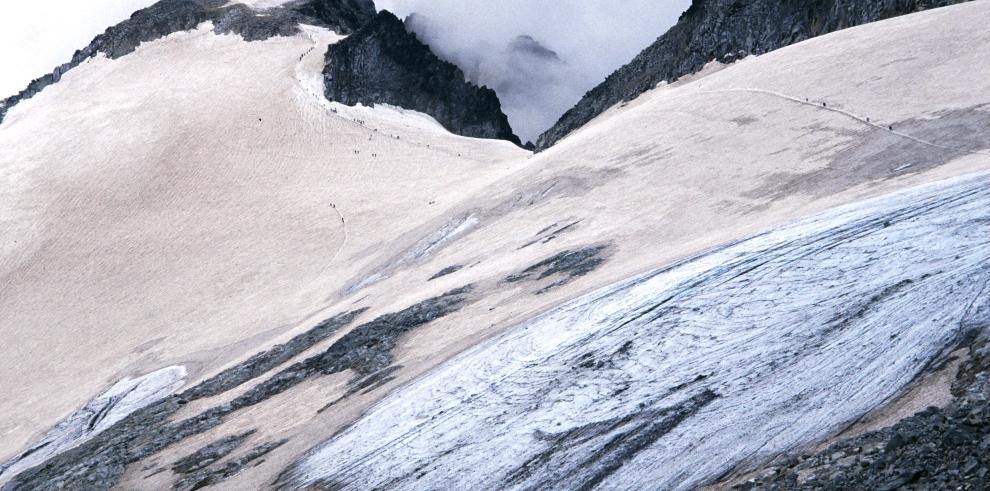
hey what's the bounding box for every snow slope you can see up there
[0,1,988,489]
[0,21,525,474]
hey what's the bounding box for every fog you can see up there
[376,0,691,142]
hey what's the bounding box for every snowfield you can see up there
[0,1,989,489]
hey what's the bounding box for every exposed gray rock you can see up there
[506,245,609,292]
[0,0,376,124]
[181,307,368,400]
[171,431,255,475]
[0,366,187,482]
[291,0,378,35]
[428,265,464,281]
[323,11,521,145]
[536,0,969,150]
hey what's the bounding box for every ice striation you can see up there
[0,366,186,483]
[282,171,990,490]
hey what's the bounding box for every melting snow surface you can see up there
[288,172,990,490]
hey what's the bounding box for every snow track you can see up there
[700,87,990,158]
[285,172,990,490]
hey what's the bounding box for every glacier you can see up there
[285,171,990,490]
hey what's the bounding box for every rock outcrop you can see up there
[0,0,376,124]
[535,0,968,150]
[292,0,378,35]
[323,11,521,145]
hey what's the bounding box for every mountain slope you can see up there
[0,11,527,489]
[0,1,988,490]
[536,0,969,149]
[0,0,377,123]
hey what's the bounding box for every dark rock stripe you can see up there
[181,308,368,401]
[506,245,609,292]
[428,265,464,281]
[172,430,256,475]
[173,439,287,491]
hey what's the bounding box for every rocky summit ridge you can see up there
[323,10,521,145]
[0,0,378,124]
[1,1,521,146]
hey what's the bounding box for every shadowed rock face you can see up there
[535,0,968,150]
[291,0,378,35]
[323,11,521,145]
[0,0,376,124]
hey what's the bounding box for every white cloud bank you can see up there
[376,0,691,142]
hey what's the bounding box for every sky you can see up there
[0,0,690,140]
[0,0,158,99]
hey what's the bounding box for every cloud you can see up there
[376,0,691,142]
[0,0,159,99]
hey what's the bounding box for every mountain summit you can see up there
[0,0,378,124]
[324,10,520,145]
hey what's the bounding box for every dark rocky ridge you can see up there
[536,0,969,150]
[0,0,376,124]
[170,431,255,475]
[323,11,521,145]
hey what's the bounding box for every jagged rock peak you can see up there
[322,10,521,145]
[291,0,378,35]
[0,0,377,125]
[535,0,969,150]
